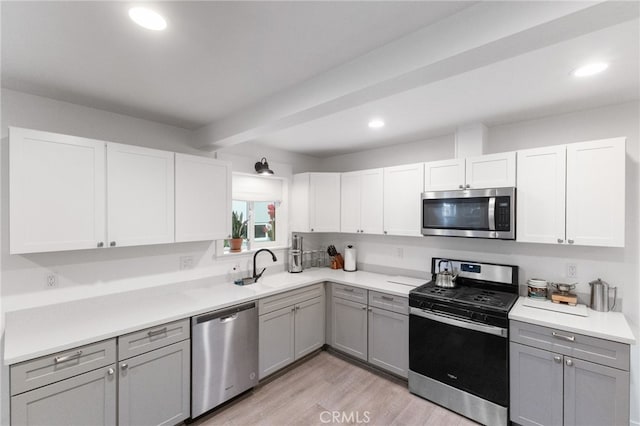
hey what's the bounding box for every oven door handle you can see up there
[488,197,496,231]
[410,307,507,337]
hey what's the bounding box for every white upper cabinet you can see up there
[340,169,383,235]
[10,127,106,254]
[517,138,625,247]
[566,138,625,247]
[106,143,175,248]
[383,163,423,237]
[517,146,566,244]
[465,152,516,189]
[423,159,465,191]
[424,152,515,191]
[175,154,231,242]
[292,173,340,232]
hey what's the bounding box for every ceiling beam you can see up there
[193,1,638,149]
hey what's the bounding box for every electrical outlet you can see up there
[45,274,58,288]
[180,256,194,270]
[566,263,577,279]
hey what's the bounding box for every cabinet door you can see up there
[340,171,361,233]
[383,163,424,236]
[309,173,341,232]
[11,364,116,426]
[566,138,625,247]
[175,153,231,242]
[291,173,310,232]
[107,143,174,247]
[368,308,408,378]
[359,168,384,234]
[564,357,629,426]
[331,297,367,361]
[509,343,563,426]
[465,152,516,189]
[516,146,566,244]
[259,306,295,379]
[294,296,325,359]
[9,127,106,254]
[424,158,465,191]
[118,340,190,426]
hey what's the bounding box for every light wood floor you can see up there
[191,351,478,426]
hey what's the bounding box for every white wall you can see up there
[310,100,640,425]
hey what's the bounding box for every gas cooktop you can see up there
[411,281,519,312]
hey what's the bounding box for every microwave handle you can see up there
[488,197,496,231]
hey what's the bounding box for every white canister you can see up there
[344,245,357,272]
[527,278,548,299]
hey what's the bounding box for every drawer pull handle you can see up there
[552,331,575,342]
[553,356,562,363]
[343,288,354,292]
[55,351,83,363]
[381,296,394,301]
[147,327,168,337]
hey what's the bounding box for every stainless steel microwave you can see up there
[421,187,516,239]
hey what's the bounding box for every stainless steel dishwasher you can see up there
[191,301,258,418]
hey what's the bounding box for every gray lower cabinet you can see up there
[331,285,409,377]
[118,340,191,426]
[510,320,630,426]
[331,296,368,361]
[368,307,408,377]
[258,285,325,379]
[259,305,296,379]
[11,364,117,426]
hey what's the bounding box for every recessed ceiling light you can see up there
[129,7,167,31]
[368,119,385,129]
[573,62,609,77]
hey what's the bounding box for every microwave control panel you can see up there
[495,197,511,231]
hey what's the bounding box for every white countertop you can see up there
[3,268,422,365]
[509,297,636,344]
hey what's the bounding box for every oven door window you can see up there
[422,197,490,230]
[409,314,508,406]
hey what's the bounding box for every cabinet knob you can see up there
[368,307,372,312]
[384,231,387,235]
[465,184,470,189]
[121,363,128,370]
[310,228,314,232]
[565,359,574,367]
[361,306,367,310]
[107,368,115,376]
[459,185,464,189]
[568,239,575,244]
[553,356,562,363]
[110,241,116,247]
[97,242,104,248]
[291,307,295,312]
[557,238,564,243]
[295,306,300,311]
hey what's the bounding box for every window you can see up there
[221,173,285,255]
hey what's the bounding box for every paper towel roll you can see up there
[344,245,357,272]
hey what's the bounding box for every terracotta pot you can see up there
[229,238,243,252]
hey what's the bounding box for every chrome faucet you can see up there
[253,249,278,282]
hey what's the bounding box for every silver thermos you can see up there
[589,278,617,312]
[289,235,303,273]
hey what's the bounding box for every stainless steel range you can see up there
[408,258,519,426]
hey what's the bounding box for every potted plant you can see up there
[230,211,247,252]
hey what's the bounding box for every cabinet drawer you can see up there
[332,283,367,304]
[118,319,190,360]
[510,320,630,371]
[259,283,324,315]
[368,291,408,314]
[11,339,116,395]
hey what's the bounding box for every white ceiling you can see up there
[1,1,473,129]
[257,19,640,156]
[2,1,638,158]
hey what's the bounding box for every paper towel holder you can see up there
[344,244,357,272]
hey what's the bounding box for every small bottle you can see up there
[233,266,244,285]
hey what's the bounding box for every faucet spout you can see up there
[253,249,278,282]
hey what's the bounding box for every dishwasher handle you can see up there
[194,302,256,324]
